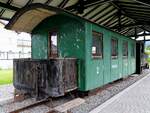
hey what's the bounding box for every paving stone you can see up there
[90,72,150,113]
[0,84,14,102]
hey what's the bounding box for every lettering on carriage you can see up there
[112,64,118,68]
[96,67,100,74]
[119,73,122,78]
[124,63,128,66]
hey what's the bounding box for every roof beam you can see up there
[89,4,111,20]
[84,0,114,8]
[0,0,15,21]
[121,28,133,34]
[45,0,53,5]
[97,8,117,23]
[110,1,133,20]
[129,32,150,37]
[117,10,122,31]
[132,0,150,7]
[123,28,134,36]
[65,0,114,12]
[134,27,138,39]
[99,10,117,25]
[0,2,19,11]
[107,16,127,28]
[25,0,34,6]
[128,15,150,20]
[0,9,5,17]
[104,15,117,26]
[58,0,69,8]
[124,10,150,15]
[82,4,101,17]
[118,3,150,10]
[107,18,118,27]
[119,6,150,13]
[110,1,138,27]
[0,16,10,21]
[108,19,119,28]
[111,1,150,34]
[122,20,134,26]
[111,23,144,29]
[7,0,13,4]
[140,26,150,33]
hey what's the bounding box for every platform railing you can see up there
[13,58,77,99]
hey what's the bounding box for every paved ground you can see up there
[90,73,150,113]
[0,84,14,103]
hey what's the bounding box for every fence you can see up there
[0,51,31,60]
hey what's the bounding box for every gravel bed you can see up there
[1,98,37,112]
[21,105,51,113]
[70,69,150,113]
[1,92,74,113]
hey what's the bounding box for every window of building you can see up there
[131,44,135,57]
[123,41,128,58]
[92,31,103,58]
[49,31,58,58]
[111,38,118,59]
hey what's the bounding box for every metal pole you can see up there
[143,31,146,53]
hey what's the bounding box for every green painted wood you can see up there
[128,42,132,75]
[32,15,86,90]
[118,38,123,78]
[111,59,119,81]
[32,31,48,59]
[84,23,104,90]
[103,29,111,84]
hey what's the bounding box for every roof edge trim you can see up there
[5,3,70,32]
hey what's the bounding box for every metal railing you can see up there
[0,51,31,60]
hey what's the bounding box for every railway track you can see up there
[9,98,53,113]
[7,80,126,113]
[8,96,85,113]
[7,91,85,113]
[2,70,149,113]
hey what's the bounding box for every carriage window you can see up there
[123,41,128,58]
[111,38,118,59]
[131,44,135,57]
[49,32,58,57]
[92,31,103,58]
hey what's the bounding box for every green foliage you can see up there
[145,51,150,55]
[0,70,13,85]
[146,58,150,64]
[146,45,150,50]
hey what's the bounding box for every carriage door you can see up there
[122,41,128,76]
[111,38,119,81]
[91,31,104,86]
[48,31,58,58]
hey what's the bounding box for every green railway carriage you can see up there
[6,4,136,97]
[31,14,136,91]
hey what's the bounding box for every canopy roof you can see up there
[5,4,59,33]
[1,0,150,38]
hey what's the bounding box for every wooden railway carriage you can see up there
[6,4,136,98]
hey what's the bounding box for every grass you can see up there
[0,69,13,85]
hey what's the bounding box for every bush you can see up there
[146,58,150,64]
